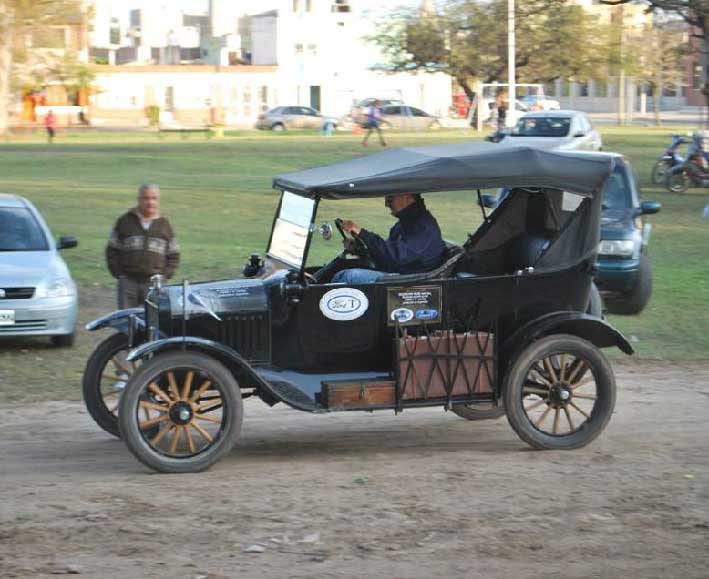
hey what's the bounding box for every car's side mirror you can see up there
[57,235,78,250]
[640,200,661,215]
[479,194,498,209]
[320,222,333,241]
[574,131,586,138]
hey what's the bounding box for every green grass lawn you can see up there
[0,126,707,380]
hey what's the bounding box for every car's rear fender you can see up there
[501,311,634,365]
[86,308,144,333]
[125,336,302,410]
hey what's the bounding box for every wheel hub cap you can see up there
[169,402,193,425]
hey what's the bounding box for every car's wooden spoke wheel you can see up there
[503,334,616,450]
[83,332,141,438]
[118,351,243,473]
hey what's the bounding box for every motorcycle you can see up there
[665,155,709,193]
[651,134,687,184]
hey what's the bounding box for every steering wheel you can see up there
[334,218,368,257]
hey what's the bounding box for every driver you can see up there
[332,193,446,283]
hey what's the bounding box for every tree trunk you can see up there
[651,83,661,126]
[0,2,15,136]
[457,76,478,127]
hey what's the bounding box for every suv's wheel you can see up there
[606,255,652,315]
[118,351,243,473]
[503,334,616,450]
[271,123,285,132]
[82,332,138,437]
[452,402,505,421]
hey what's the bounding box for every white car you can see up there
[520,94,561,111]
[0,194,78,346]
[500,110,602,151]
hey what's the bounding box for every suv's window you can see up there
[514,117,571,137]
[0,207,49,251]
[602,165,632,210]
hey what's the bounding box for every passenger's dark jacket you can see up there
[358,199,446,274]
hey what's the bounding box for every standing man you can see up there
[44,110,57,143]
[106,184,180,308]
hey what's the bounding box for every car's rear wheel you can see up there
[452,402,505,421]
[503,334,616,450]
[82,332,138,437]
[118,351,243,473]
[605,255,652,315]
[271,123,285,132]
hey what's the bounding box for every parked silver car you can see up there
[0,194,78,346]
[255,106,338,132]
[502,110,602,151]
[378,105,441,130]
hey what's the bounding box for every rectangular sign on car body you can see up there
[386,286,442,326]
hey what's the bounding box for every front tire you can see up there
[503,334,616,450]
[118,351,243,473]
[651,160,670,185]
[271,123,285,132]
[606,255,652,315]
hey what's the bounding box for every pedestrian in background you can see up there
[362,100,386,148]
[495,91,508,130]
[106,184,180,309]
[44,110,57,143]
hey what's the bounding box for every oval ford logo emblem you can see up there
[415,309,438,321]
[390,308,414,323]
[319,288,369,321]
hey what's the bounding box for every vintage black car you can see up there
[83,143,633,473]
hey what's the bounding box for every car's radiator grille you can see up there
[220,313,270,363]
[0,320,47,332]
[0,287,35,299]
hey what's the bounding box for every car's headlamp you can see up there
[598,239,637,257]
[45,280,71,298]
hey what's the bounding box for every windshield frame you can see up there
[0,206,50,252]
[266,191,318,272]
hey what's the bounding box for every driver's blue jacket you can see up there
[358,200,446,274]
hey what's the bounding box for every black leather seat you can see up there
[503,234,550,272]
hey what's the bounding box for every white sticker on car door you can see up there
[319,288,369,321]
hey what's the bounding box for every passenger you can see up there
[332,193,446,284]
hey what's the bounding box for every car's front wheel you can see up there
[605,254,652,315]
[503,334,616,450]
[118,351,243,473]
[271,123,285,132]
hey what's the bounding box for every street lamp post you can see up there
[506,0,516,128]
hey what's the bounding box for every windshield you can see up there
[601,165,632,210]
[267,191,316,268]
[0,207,49,251]
[514,117,570,137]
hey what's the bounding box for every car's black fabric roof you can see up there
[272,142,615,199]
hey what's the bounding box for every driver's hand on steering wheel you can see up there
[341,220,362,236]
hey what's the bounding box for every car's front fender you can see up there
[85,308,144,333]
[501,311,634,362]
[125,337,306,411]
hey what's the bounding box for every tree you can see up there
[600,0,709,108]
[0,0,85,134]
[370,0,610,104]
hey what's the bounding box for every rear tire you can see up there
[666,172,689,193]
[503,334,616,450]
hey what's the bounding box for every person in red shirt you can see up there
[44,110,57,143]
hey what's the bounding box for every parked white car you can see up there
[500,110,602,151]
[0,194,78,346]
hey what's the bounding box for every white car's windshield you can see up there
[267,191,316,268]
[0,207,49,251]
[514,117,571,137]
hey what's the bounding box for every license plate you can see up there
[0,310,15,326]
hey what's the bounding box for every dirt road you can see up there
[1,361,708,579]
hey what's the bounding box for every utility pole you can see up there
[506,0,516,127]
[617,5,626,126]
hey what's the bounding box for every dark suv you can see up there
[595,154,661,315]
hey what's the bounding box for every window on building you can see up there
[693,63,703,90]
[109,18,121,45]
[332,0,351,13]
[578,82,589,97]
[596,81,607,97]
[259,86,269,112]
[662,84,678,97]
[544,81,556,97]
[561,80,570,97]
[243,86,252,116]
[165,86,175,112]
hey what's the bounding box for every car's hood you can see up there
[166,277,268,317]
[0,250,70,286]
[502,136,570,149]
[601,208,635,238]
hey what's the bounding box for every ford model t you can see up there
[83,143,633,473]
